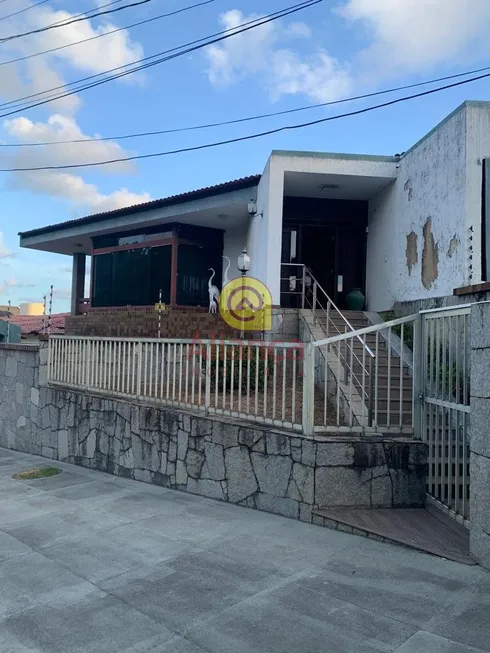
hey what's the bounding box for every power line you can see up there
[0,0,50,22]
[2,70,489,172]
[0,0,149,44]
[0,0,215,68]
[0,1,322,115]
[3,64,490,147]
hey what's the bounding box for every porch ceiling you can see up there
[19,187,255,256]
[284,171,395,200]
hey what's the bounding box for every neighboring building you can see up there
[4,313,68,342]
[0,320,21,343]
[19,302,45,316]
[0,305,20,317]
[18,101,490,317]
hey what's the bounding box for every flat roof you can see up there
[19,175,261,239]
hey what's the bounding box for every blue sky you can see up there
[1,0,490,312]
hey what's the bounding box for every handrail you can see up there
[281,263,375,358]
[313,314,417,348]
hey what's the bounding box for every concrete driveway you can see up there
[0,447,489,653]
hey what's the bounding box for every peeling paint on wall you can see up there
[421,217,439,289]
[404,179,413,201]
[405,231,418,275]
[447,235,459,258]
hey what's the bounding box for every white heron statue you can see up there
[208,268,220,314]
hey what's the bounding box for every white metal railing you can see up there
[48,336,305,431]
[303,315,418,434]
[281,263,375,405]
[420,306,471,525]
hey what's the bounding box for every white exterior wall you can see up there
[222,224,249,283]
[248,159,284,304]
[465,102,490,284]
[366,106,470,311]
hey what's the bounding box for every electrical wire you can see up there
[0,0,215,68]
[0,0,149,44]
[0,1,322,115]
[2,70,489,172]
[3,64,490,147]
[0,0,50,22]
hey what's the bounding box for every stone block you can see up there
[16,416,26,429]
[187,478,225,501]
[292,463,314,504]
[337,523,353,534]
[315,467,371,509]
[250,453,292,497]
[301,439,316,466]
[392,470,426,508]
[191,417,213,438]
[5,356,17,378]
[238,428,265,451]
[312,514,325,526]
[211,421,240,449]
[316,442,354,467]
[266,432,291,456]
[185,449,205,478]
[134,469,152,483]
[224,446,257,503]
[177,431,189,460]
[168,439,177,463]
[299,502,312,523]
[371,473,393,508]
[58,430,69,460]
[470,526,490,571]
[470,452,490,534]
[15,382,24,405]
[470,398,490,458]
[203,441,225,480]
[471,348,490,398]
[353,442,386,468]
[471,303,490,349]
[254,493,299,519]
[176,460,188,485]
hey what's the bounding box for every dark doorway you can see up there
[301,226,336,299]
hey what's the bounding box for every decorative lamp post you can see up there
[237,248,251,339]
[237,247,251,277]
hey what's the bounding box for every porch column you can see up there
[170,232,178,306]
[71,252,86,316]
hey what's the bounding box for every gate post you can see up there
[412,313,424,440]
[302,343,315,436]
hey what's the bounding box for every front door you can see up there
[301,226,336,301]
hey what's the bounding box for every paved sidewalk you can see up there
[0,447,489,653]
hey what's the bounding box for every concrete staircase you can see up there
[312,310,413,428]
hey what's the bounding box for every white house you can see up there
[19,100,490,316]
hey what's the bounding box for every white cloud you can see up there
[0,1,145,117]
[338,0,490,74]
[205,9,352,102]
[271,50,352,103]
[26,6,144,77]
[4,114,135,173]
[206,10,277,87]
[204,1,490,103]
[7,169,151,213]
[2,114,151,212]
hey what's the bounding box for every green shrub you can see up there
[203,346,267,391]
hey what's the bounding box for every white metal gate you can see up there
[420,307,471,525]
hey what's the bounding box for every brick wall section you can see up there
[66,308,241,339]
[65,307,301,341]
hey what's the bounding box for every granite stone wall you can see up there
[469,302,490,569]
[0,343,427,523]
